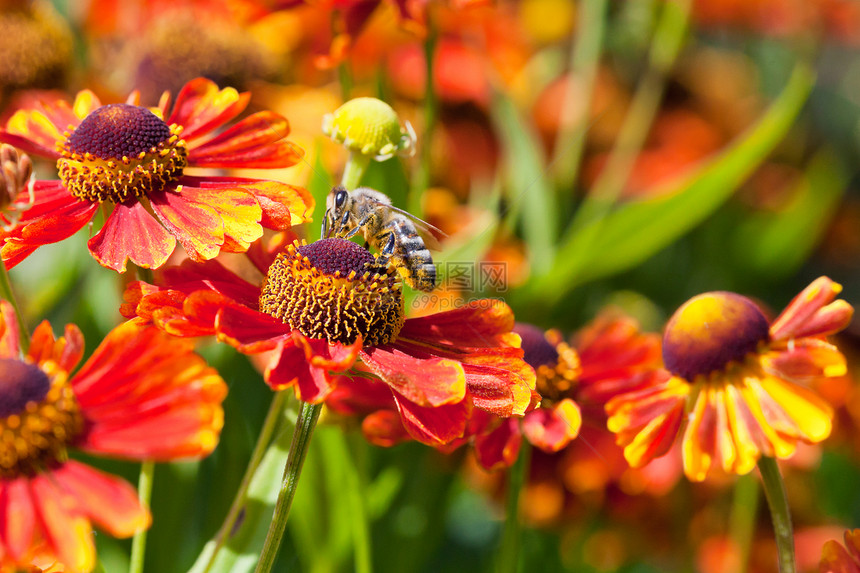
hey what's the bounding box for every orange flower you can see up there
[0,77,313,272]
[821,529,860,573]
[607,277,854,481]
[122,236,536,445]
[0,301,226,572]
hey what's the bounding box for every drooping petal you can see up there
[51,461,149,537]
[71,322,226,460]
[88,200,177,272]
[362,410,412,447]
[522,399,582,453]
[361,346,466,407]
[392,392,469,445]
[770,277,854,341]
[754,375,833,444]
[29,475,95,573]
[149,186,225,262]
[819,530,860,573]
[606,373,689,469]
[188,111,304,168]
[167,78,250,142]
[474,418,522,470]
[264,340,331,399]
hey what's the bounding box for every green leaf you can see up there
[490,92,557,274]
[534,63,814,304]
[731,151,846,277]
[187,401,298,573]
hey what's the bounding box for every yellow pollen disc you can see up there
[259,239,405,346]
[0,359,83,478]
[57,103,188,203]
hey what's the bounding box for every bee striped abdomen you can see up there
[381,218,436,292]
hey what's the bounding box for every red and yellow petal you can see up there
[71,322,226,461]
[167,78,250,142]
[149,186,226,262]
[188,111,304,168]
[762,340,848,383]
[88,201,177,272]
[522,399,582,453]
[770,277,854,341]
[51,461,149,537]
[172,183,264,253]
[30,474,94,573]
[360,345,466,407]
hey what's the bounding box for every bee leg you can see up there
[381,231,396,256]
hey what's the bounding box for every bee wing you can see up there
[380,202,447,250]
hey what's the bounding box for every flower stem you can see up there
[758,456,796,573]
[0,258,29,352]
[254,401,323,573]
[496,439,531,573]
[202,390,289,573]
[341,151,371,190]
[129,460,155,573]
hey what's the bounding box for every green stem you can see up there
[254,401,323,573]
[758,457,796,573]
[727,473,759,573]
[496,438,531,573]
[0,258,28,352]
[129,460,155,573]
[342,434,372,573]
[569,0,691,231]
[551,0,609,190]
[341,151,371,190]
[202,390,289,573]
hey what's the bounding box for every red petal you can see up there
[214,302,292,350]
[362,409,412,447]
[149,187,224,261]
[392,392,469,445]
[72,322,226,460]
[52,461,149,537]
[88,201,177,272]
[167,78,250,141]
[0,300,21,358]
[264,340,331,400]
[56,324,85,373]
[522,399,582,453]
[243,181,314,229]
[398,299,518,348]
[0,478,35,561]
[30,474,95,573]
[169,183,263,252]
[361,346,466,407]
[27,321,57,364]
[188,111,304,168]
[475,418,522,470]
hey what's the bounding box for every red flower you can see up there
[122,236,536,446]
[470,313,662,471]
[607,277,854,481]
[0,301,226,572]
[0,77,313,272]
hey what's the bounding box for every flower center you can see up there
[0,358,83,477]
[515,324,580,403]
[259,238,405,346]
[57,103,188,203]
[662,292,770,381]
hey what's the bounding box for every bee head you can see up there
[323,186,351,237]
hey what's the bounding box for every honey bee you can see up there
[322,186,443,291]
